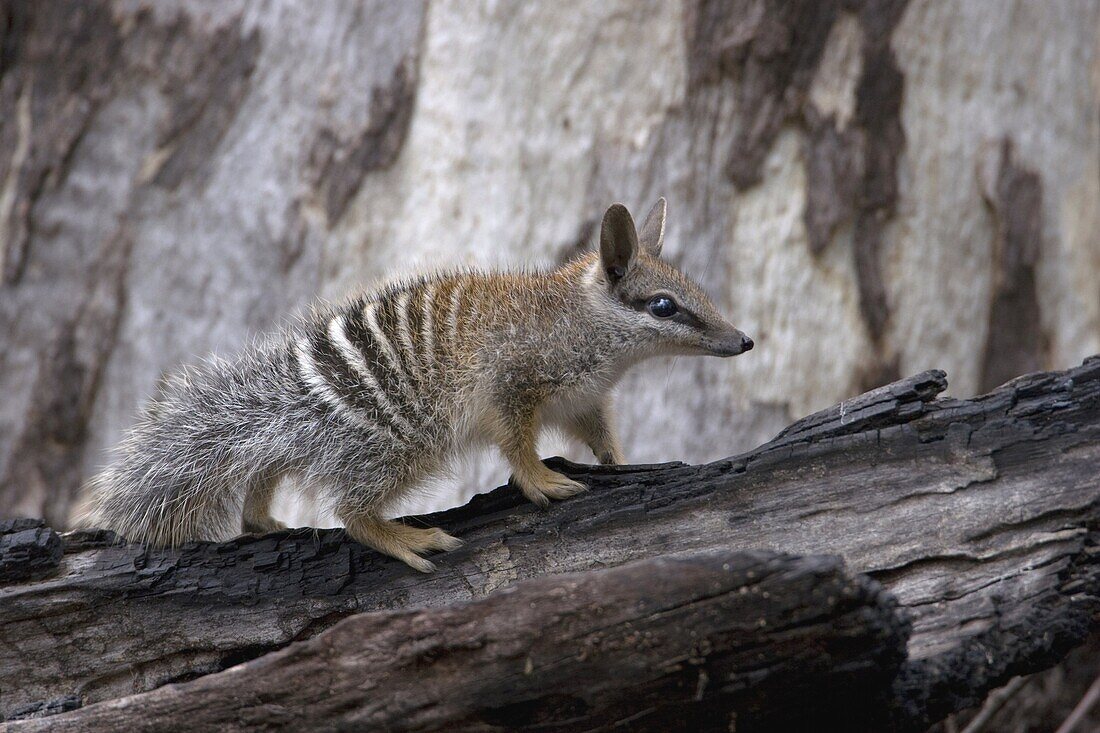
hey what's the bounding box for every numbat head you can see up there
[592,199,754,359]
[83,199,752,573]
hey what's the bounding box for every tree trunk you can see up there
[2,0,1098,526]
[2,356,1098,730]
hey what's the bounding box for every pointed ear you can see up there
[599,203,639,283]
[638,197,667,257]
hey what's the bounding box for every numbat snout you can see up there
[84,199,754,572]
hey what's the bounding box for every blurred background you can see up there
[0,0,1097,530]
[1,2,1098,729]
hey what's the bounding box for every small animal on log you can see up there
[81,199,754,571]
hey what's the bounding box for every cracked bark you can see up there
[5,552,907,732]
[2,355,1098,731]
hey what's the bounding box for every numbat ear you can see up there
[638,197,667,257]
[600,203,639,283]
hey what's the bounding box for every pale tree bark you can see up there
[1,3,1098,728]
[1,0,1098,526]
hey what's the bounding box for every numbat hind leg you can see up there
[565,400,626,466]
[340,511,463,573]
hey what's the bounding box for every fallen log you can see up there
[6,551,907,732]
[1,356,1098,730]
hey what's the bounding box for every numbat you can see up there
[85,199,754,572]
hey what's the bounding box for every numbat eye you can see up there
[647,296,678,318]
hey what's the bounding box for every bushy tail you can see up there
[81,443,242,546]
[80,354,284,546]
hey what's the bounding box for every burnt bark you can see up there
[2,356,1099,730]
[6,551,907,732]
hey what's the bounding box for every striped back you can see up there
[293,274,472,449]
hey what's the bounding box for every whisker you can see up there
[663,355,681,392]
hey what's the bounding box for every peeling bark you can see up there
[144,19,262,190]
[308,57,419,224]
[685,0,842,187]
[849,0,907,350]
[803,108,863,255]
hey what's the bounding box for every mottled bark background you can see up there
[1,0,1098,530]
[1,2,1099,729]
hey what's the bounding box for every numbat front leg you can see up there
[497,408,587,507]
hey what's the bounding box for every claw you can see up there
[429,529,465,552]
[406,555,437,573]
[517,470,587,507]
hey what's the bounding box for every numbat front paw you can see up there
[516,469,587,508]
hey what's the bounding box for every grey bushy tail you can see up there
[83,342,304,546]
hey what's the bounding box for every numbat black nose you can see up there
[741,335,754,352]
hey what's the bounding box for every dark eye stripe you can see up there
[671,309,705,328]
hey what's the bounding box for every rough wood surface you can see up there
[6,551,907,732]
[2,356,1098,729]
[0,519,60,585]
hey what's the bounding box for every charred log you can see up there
[2,356,1099,730]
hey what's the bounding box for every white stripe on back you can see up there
[295,336,386,434]
[446,280,463,347]
[363,301,428,419]
[394,291,418,370]
[363,302,406,377]
[326,316,417,438]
